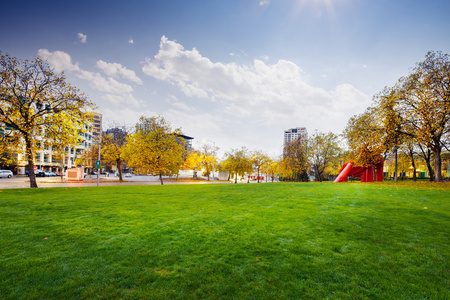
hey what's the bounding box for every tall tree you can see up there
[375,86,408,182]
[222,147,253,184]
[102,125,129,182]
[308,131,341,182]
[400,137,419,182]
[0,53,96,188]
[0,124,18,168]
[251,150,271,183]
[264,160,278,182]
[184,150,202,179]
[343,106,384,168]
[199,142,219,181]
[417,142,435,181]
[280,138,309,182]
[400,51,450,182]
[75,144,98,171]
[121,116,185,185]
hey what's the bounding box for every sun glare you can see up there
[292,0,339,19]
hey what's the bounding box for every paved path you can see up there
[0,175,267,189]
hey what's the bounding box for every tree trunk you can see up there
[235,174,237,184]
[394,148,398,183]
[117,159,123,182]
[159,173,164,185]
[407,147,417,182]
[425,151,434,182]
[419,144,434,181]
[26,138,38,188]
[433,145,442,182]
[411,156,417,182]
[257,167,260,183]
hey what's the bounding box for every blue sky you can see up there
[2,0,449,156]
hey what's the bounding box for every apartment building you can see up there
[15,113,102,174]
[92,113,102,145]
[284,127,308,145]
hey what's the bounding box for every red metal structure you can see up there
[334,160,384,183]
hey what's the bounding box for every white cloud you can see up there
[77,33,87,43]
[37,49,143,110]
[129,38,134,44]
[101,93,142,108]
[101,107,157,128]
[38,39,372,155]
[331,83,371,113]
[166,95,194,111]
[37,49,80,72]
[78,70,134,94]
[96,60,143,84]
[140,36,370,151]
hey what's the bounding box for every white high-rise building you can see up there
[284,127,307,144]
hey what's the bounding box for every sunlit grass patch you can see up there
[0,182,448,299]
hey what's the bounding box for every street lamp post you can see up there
[206,140,215,184]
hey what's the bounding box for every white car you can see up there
[0,170,13,178]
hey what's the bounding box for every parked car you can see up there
[35,170,46,177]
[0,170,13,178]
[46,172,56,177]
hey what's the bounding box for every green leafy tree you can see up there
[0,52,96,188]
[122,116,185,185]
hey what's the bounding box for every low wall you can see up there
[66,167,84,181]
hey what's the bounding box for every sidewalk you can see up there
[0,175,230,189]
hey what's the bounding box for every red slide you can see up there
[334,160,384,183]
[334,162,353,182]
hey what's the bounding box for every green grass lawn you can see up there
[1,182,449,299]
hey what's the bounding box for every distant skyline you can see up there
[2,0,449,156]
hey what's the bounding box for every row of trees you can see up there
[215,131,342,184]
[343,51,449,182]
[80,125,343,186]
[3,50,447,187]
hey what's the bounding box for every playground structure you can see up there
[334,161,384,183]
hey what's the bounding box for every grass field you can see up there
[0,182,449,299]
